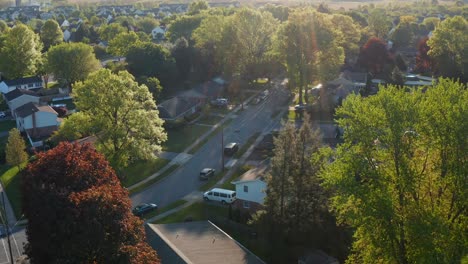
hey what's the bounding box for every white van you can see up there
[203,188,236,204]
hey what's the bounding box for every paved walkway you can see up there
[0,183,17,228]
[128,92,259,192]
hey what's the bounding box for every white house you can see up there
[15,102,61,140]
[0,76,43,94]
[151,26,166,40]
[63,29,71,42]
[231,167,267,211]
[4,89,40,117]
[61,19,70,28]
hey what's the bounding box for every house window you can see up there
[28,83,33,88]
[243,201,250,208]
[243,185,248,193]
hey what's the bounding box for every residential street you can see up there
[131,80,289,208]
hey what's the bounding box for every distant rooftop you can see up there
[3,76,42,86]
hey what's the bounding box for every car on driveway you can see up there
[132,203,158,217]
[294,104,308,113]
[0,111,6,118]
[199,168,215,180]
[210,98,228,107]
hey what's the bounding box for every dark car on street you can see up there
[132,203,158,217]
[200,168,215,180]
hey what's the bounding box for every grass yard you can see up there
[154,202,229,224]
[163,124,211,153]
[129,164,180,194]
[199,169,228,192]
[220,165,253,190]
[142,199,188,220]
[188,119,233,154]
[196,114,224,126]
[0,163,27,219]
[0,120,17,133]
[122,158,170,187]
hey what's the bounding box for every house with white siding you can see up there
[15,102,61,145]
[4,89,40,117]
[0,76,43,94]
[231,166,267,212]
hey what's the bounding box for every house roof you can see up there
[158,97,198,119]
[178,89,207,99]
[232,166,267,184]
[3,76,42,87]
[15,102,57,118]
[146,221,265,264]
[4,89,38,101]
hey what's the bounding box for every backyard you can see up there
[163,124,211,153]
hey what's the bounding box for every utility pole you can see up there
[1,192,14,264]
[221,127,224,171]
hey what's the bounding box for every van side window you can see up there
[207,192,212,195]
[214,192,220,197]
[220,193,227,198]
[244,185,248,192]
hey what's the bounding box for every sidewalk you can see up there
[128,92,259,192]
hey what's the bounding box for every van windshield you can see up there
[232,192,236,197]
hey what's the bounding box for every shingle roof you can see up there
[146,221,265,264]
[3,76,42,87]
[232,166,267,184]
[15,102,57,118]
[4,89,38,101]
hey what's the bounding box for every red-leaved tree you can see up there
[357,37,391,74]
[21,142,159,264]
[415,37,433,74]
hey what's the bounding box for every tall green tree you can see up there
[188,0,209,15]
[276,9,342,104]
[171,37,192,81]
[0,24,42,79]
[331,14,361,58]
[136,17,158,34]
[99,23,126,42]
[0,20,8,33]
[322,79,468,263]
[40,19,63,51]
[427,16,467,81]
[5,128,28,171]
[45,42,100,89]
[107,31,140,57]
[166,14,205,43]
[367,9,391,38]
[22,142,160,263]
[73,69,167,170]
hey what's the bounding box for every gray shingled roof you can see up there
[3,76,42,87]
[15,102,39,118]
[4,89,38,101]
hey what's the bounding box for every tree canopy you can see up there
[40,19,63,50]
[322,79,468,263]
[45,42,101,88]
[107,31,141,57]
[0,24,42,79]
[22,142,159,263]
[72,69,167,170]
[5,128,28,170]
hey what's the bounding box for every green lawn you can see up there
[0,163,27,219]
[234,132,260,158]
[0,121,17,133]
[122,158,170,187]
[129,164,180,194]
[220,165,253,190]
[188,120,233,154]
[196,114,224,125]
[154,202,229,224]
[142,199,188,220]
[163,124,211,153]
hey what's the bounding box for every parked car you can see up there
[0,111,6,118]
[224,142,239,156]
[203,188,236,204]
[132,203,158,216]
[294,104,307,113]
[210,98,228,107]
[260,90,269,100]
[199,168,215,180]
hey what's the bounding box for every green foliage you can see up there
[427,16,467,81]
[107,31,140,57]
[367,9,391,38]
[73,69,167,170]
[40,19,63,50]
[0,20,7,33]
[0,24,43,79]
[45,42,100,88]
[51,112,92,143]
[166,14,205,43]
[98,23,126,42]
[331,14,361,58]
[22,142,160,263]
[136,17,158,34]
[5,128,28,170]
[322,79,468,263]
[188,0,209,15]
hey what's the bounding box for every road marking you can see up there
[1,238,9,263]
[11,233,21,256]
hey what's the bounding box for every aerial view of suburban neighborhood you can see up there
[0,0,465,262]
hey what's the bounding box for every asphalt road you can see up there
[131,80,289,208]
[0,227,26,264]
